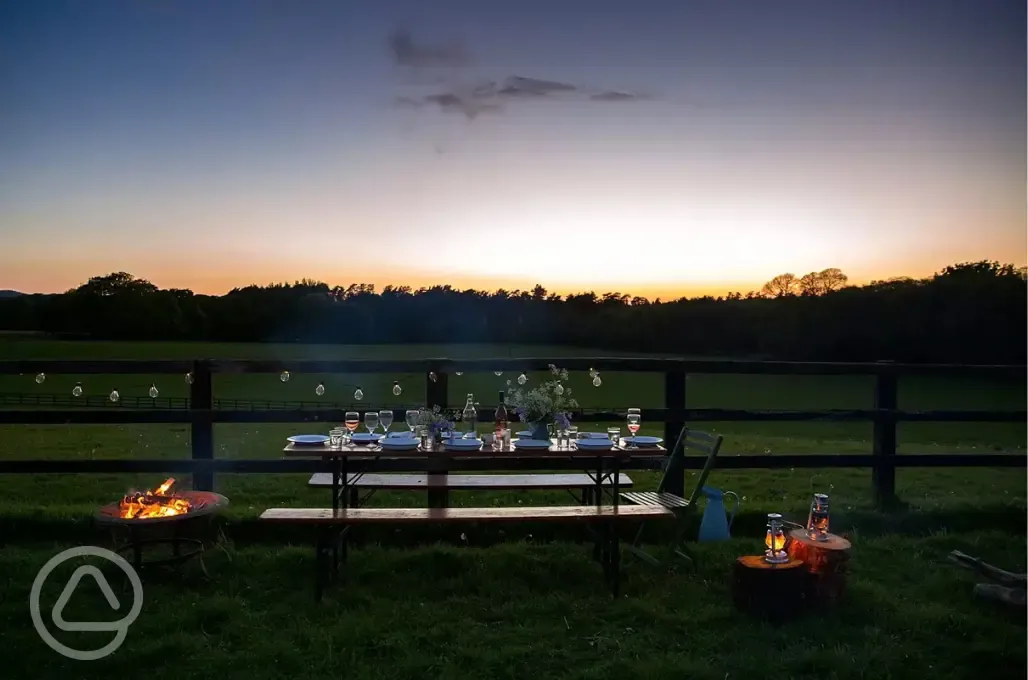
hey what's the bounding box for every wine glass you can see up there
[626,408,641,448]
[364,411,379,436]
[379,409,394,435]
[344,411,360,443]
[405,409,419,435]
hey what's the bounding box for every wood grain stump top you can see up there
[787,530,852,605]
[732,556,807,622]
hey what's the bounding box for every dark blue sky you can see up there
[1,0,1024,295]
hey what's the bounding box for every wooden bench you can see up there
[307,472,635,507]
[260,504,673,601]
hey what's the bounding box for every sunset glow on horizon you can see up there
[1,0,1024,298]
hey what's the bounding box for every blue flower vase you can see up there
[529,422,550,441]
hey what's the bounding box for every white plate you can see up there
[623,436,663,447]
[578,432,609,439]
[350,433,385,444]
[287,434,330,446]
[444,438,483,451]
[380,437,419,450]
[575,438,614,450]
[514,439,551,450]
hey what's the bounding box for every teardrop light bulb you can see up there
[72,383,83,397]
[592,374,602,387]
[110,389,120,403]
[554,383,564,395]
[35,373,45,384]
[280,370,290,382]
[315,382,325,396]
[517,373,527,385]
[148,384,159,399]
[392,381,402,396]
[354,387,364,401]
[184,372,194,385]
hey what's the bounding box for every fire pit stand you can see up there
[94,490,229,571]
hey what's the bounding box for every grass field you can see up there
[0,339,1023,519]
[1,340,1025,679]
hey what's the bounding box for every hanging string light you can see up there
[392,381,402,396]
[494,371,503,376]
[148,384,159,399]
[353,386,364,401]
[185,371,194,385]
[429,372,438,383]
[517,373,527,385]
[35,373,45,384]
[588,367,598,378]
[592,373,602,387]
[72,382,83,397]
[109,389,120,403]
[315,382,325,396]
[554,383,564,395]
[455,371,463,376]
[279,370,290,382]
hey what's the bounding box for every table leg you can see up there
[338,456,349,569]
[609,519,621,597]
[315,527,328,602]
[593,457,604,562]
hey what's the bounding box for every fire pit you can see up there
[94,478,229,571]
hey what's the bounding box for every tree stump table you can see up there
[732,556,807,622]
[787,530,852,605]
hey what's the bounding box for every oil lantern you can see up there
[807,493,830,541]
[764,513,789,564]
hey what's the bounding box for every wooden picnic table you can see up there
[278,438,668,599]
[283,438,665,513]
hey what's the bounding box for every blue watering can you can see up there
[697,486,739,542]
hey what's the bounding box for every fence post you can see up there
[426,365,448,412]
[872,369,898,508]
[190,360,215,492]
[663,369,687,498]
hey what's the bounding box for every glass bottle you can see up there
[494,391,508,450]
[462,393,477,439]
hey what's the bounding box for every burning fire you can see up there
[119,478,192,519]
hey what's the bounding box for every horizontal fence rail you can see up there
[0,357,1024,506]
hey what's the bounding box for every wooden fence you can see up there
[0,357,1024,507]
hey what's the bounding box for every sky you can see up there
[1,0,1024,297]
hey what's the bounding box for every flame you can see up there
[765,529,787,552]
[119,478,192,519]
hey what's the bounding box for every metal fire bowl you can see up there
[94,491,229,527]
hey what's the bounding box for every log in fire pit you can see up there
[94,478,228,571]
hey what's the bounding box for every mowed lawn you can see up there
[1,340,1025,680]
[0,339,1024,520]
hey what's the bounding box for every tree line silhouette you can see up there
[0,261,1024,363]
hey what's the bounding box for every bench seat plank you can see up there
[260,504,673,524]
[307,472,634,490]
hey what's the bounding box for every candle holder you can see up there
[806,493,830,542]
[764,513,789,564]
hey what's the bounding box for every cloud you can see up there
[388,28,471,68]
[393,96,425,109]
[386,29,654,123]
[590,91,647,102]
[497,76,577,97]
[423,92,503,120]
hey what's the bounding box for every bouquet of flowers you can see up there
[414,406,457,434]
[504,364,580,429]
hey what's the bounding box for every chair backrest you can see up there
[656,426,724,505]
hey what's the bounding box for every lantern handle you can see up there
[722,491,739,528]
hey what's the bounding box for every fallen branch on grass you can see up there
[947,550,1026,608]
